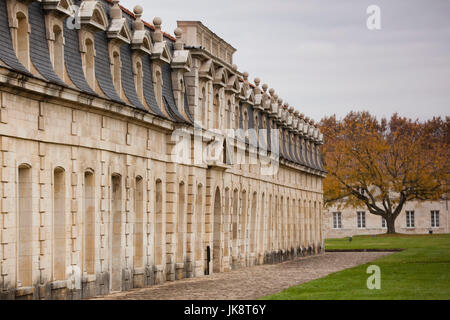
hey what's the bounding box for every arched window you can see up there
[200,87,206,127]
[176,182,186,264]
[154,70,163,108]
[242,109,248,132]
[111,174,122,292]
[250,192,257,254]
[52,25,64,80]
[234,105,239,129]
[16,12,30,70]
[134,176,144,269]
[84,39,95,90]
[112,51,121,95]
[240,190,247,256]
[154,180,163,266]
[18,164,32,287]
[53,168,66,281]
[195,184,203,263]
[232,189,239,242]
[224,188,230,259]
[84,171,95,275]
[259,193,265,254]
[213,93,220,129]
[135,62,144,104]
[226,100,231,130]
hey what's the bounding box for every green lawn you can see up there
[263,234,450,300]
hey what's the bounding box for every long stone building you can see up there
[324,200,449,239]
[0,0,326,300]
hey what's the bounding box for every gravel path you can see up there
[92,252,391,300]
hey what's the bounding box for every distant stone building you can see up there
[0,0,326,299]
[324,200,449,239]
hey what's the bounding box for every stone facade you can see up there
[324,200,449,239]
[0,0,326,300]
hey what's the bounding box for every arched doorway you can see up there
[212,188,222,273]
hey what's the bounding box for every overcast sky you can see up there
[121,0,450,122]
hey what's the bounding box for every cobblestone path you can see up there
[92,252,390,300]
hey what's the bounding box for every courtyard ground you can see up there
[264,234,450,300]
[91,252,389,300]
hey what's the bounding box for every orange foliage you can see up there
[320,112,449,233]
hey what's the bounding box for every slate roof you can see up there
[0,0,185,123]
[0,0,31,75]
[0,0,324,173]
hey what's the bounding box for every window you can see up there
[52,25,64,80]
[154,70,163,108]
[53,168,66,281]
[135,61,144,103]
[154,179,163,266]
[431,211,440,228]
[333,212,342,229]
[382,217,387,228]
[16,12,30,70]
[84,39,95,90]
[112,51,122,95]
[84,171,96,275]
[201,87,206,127]
[226,100,231,129]
[357,212,366,229]
[134,177,144,269]
[18,164,32,287]
[406,211,415,228]
[176,182,185,264]
[213,93,220,129]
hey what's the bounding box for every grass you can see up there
[263,234,450,300]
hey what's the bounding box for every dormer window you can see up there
[154,70,163,108]
[52,25,65,80]
[111,50,122,95]
[135,60,144,103]
[213,93,220,129]
[201,87,207,127]
[83,38,95,90]
[226,100,231,129]
[243,108,249,132]
[16,11,30,70]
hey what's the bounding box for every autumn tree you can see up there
[320,112,449,234]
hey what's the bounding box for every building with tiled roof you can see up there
[0,0,326,300]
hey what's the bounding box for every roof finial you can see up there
[110,0,122,20]
[174,27,184,50]
[269,88,275,97]
[262,83,268,93]
[133,5,144,31]
[243,72,249,83]
[153,17,163,42]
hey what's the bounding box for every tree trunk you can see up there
[386,215,397,234]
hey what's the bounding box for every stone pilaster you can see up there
[145,159,153,285]
[38,142,51,299]
[185,169,195,278]
[69,146,81,299]
[122,155,132,291]
[165,136,177,281]
[98,150,108,295]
